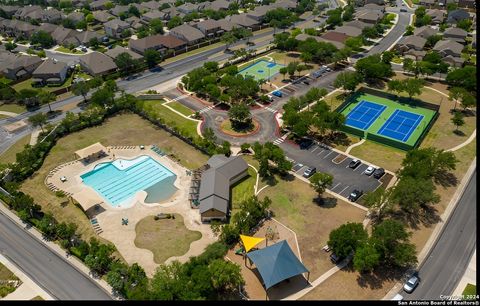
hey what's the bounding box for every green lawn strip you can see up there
[0,133,32,164]
[167,101,195,117]
[462,284,476,299]
[162,42,223,65]
[340,93,436,147]
[143,100,199,139]
[12,75,74,94]
[0,103,26,113]
[231,167,257,211]
[54,46,84,54]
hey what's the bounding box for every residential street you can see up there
[0,210,112,300]
[403,171,477,300]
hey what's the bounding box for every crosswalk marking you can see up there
[199,105,215,114]
[171,94,188,102]
[264,106,276,113]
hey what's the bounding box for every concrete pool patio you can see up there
[45,144,216,276]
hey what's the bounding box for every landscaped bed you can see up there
[0,263,21,298]
[19,114,209,242]
[134,214,202,264]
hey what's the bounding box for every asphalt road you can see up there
[403,170,477,300]
[0,209,112,300]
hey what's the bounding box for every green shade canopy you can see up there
[246,240,309,289]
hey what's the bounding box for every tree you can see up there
[228,103,251,129]
[221,32,237,50]
[309,172,333,198]
[167,16,183,29]
[90,87,115,107]
[363,187,395,221]
[252,142,292,177]
[333,71,361,93]
[279,67,288,80]
[28,113,48,132]
[30,31,55,48]
[399,147,458,182]
[144,49,161,68]
[38,90,56,112]
[328,222,368,259]
[208,259,244,292]
[326,8,342,27]
[381,50,395,64]
[371,219,417,268]
[446,66,476,94]
[115,52,140,76]
[150,18,164,34]
[451,111,465,132]
[456,19,472,31]
[355,54,393,82]
[72,81,90,103]
[353,241,380,273]
[5,41,17,52]
[402,78,424,100]
[393,176,440,212]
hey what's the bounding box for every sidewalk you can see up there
[452,250,476,297]
[0,254,53,301]
[0,201,115,299]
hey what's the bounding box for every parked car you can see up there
[303,80,310,85]
[81,47,87,52]
[364,166,375,176]
[303,167,316,178]
[373,168,385,179]
[299,138,313,149]
[330,253,341,264]
[266,94,274,102]
[403,275,420,293]
[348,189,363,202]
[348,159,361,169]
[272,90,283,97]
[400,8,407,12]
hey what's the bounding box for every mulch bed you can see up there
[332,153,348,164]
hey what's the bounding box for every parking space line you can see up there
[353,165,362,171]
[296,166,307,174]
[323,151,334,159]
[316,149,324,156]
[339,185,349,195]
[311,146,319,153]
[331,183,341,190]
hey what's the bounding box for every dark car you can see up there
[330,253,341,264]
[302,80,310,85]
[348,189,363,202]
[299,138,314,150]
[400,8,407,12]
[303,167,316,178]
[373,168,385,179]
[348,159,361,169]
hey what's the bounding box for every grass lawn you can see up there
[231,166,257,211]
[463,284,476,298]
[0,263,21,298]
[134,214,201,264]
[349,139,406,172]
[54,46,85,54]
[258,175,366,279]
[162,42,223,65]
[0,133,31,164]
[12,75,73,95]
[142,100,199,140]
[0,114,7,119]
[325,90,347,110]
[391,56,403,64]
[0,103,26,114]
[167,101,195,117]
[20,114,209,243]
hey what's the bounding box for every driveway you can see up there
[279,140,382,199]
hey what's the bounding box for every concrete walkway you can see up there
[447,130,476,152]
[29,129,41,145]
[0,111,17,117]
[452,250,476,297]
[345,139,365,154]
[0,254,53,301]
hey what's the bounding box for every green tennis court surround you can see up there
[337,90,438,151]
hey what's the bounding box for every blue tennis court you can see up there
[345,100,386,130]
[377,109,424,142]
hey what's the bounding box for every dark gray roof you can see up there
[33,58,67,75]
[447,9,470,23]
[105,45,143,60]
[199,195,229,214]
[210,155,249,178]
[199,169,229,201]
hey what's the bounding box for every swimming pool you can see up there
[80,155,177,207]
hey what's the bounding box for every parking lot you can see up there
[280,141,382,201]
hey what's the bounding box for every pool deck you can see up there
[45,145,216,277]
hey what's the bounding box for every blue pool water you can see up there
[80,155,177,207]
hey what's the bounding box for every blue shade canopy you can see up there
[246,240,309,289]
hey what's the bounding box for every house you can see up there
[246,5,270,22]
[37,23,58,35]
[75,30,104,46]
[447,9,470,24]
[105,45,143,60]
[66,12,85,25]
[129,34,186,54]
[0,54,43,81]
[458,0,476,9]
[93,10,115,23]
[216,18,238,32]
[331,25,362,38]
[356,10,384,24]
[13,5,42,20]
[90,0,110,11]
[432,39,464,58]
[343,20,370,30]
[104,19,130,38]
[0,19,39,38]
[320,31,349,44]
[418,0,435,7]
[413,26,439,39]
[270,0,297,10]
[141,10,168,24]
[169,24,205,45]
[194,19,223,37]
[198,155,248,222]
[443,55,465,67]
[0,5,20,18]
[426,9,445,25]
[32,58,69,85]
[362,3,385,12]
[51,27,78,45]
[109,5,129,17]
[140,0,162,11]
[203,0,230,11]
[395,35,427,53]
[404,49,427,61]
[79,51,117,76]
[443,27,468,44]
[125,16,143,30]
[226,14,260,29]
[162,6,185,20]
[295,33,322,42]
[177,3,200,14]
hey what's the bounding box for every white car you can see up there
[403,275,420,293]
[364,166,375,176]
